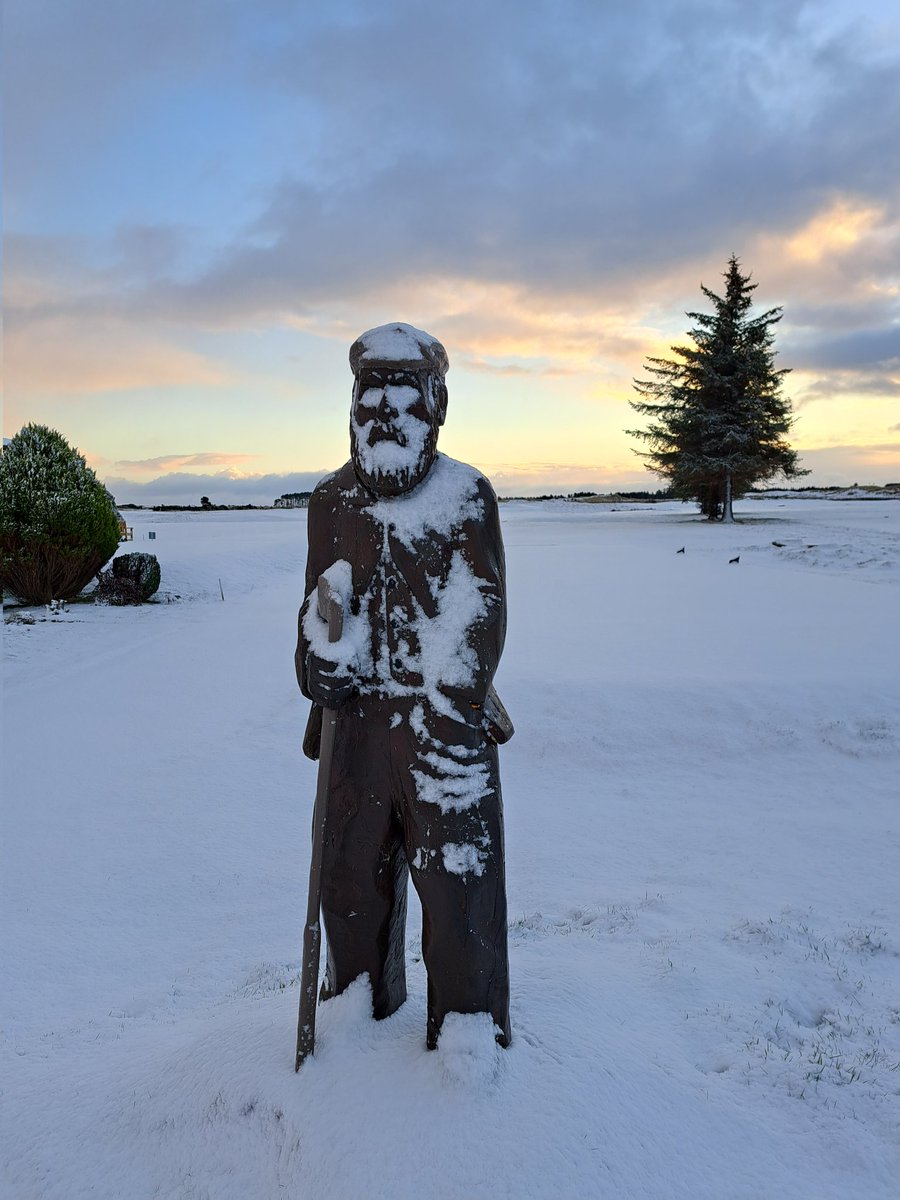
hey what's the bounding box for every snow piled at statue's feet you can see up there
[3,497,900,1199]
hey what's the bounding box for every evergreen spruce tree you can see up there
[628,256,806,521]
[0,424,121,603]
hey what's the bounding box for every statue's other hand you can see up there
[305,652,355,708]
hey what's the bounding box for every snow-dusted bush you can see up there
[95,553,161,605]
[0,424,121,603]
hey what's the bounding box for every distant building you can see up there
[274,491,312,509]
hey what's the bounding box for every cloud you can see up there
[4,0,238,201]
[6,0,900,478]
[103,469,331,508]
[457,358,582,378]
[214,11,897,313]
[101,433,900,505]
[792,441,900,484]
[790,328,900,371]
[5,313,230,395]
[481,460,659,490]
[9,4,900,324]
[102,459,664,505]
[781,198,885,264]
[113,452,261,476]
[793,366,900,406]
[752,195,900,322]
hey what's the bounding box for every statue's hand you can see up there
[305,651,355,708]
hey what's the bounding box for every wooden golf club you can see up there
[295,572,344,1071]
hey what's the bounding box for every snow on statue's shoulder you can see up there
[310,462,358,508]
[313,461,352,496]
[370,454,488,547]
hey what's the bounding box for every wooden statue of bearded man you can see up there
[296,322,512,1050]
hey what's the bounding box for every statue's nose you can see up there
[376,390,398,421]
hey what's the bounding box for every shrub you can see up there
[95,553,161,605]
[0,424,121,603]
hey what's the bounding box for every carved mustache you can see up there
[368,423,409,447]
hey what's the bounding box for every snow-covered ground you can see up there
[2,497,899,1199]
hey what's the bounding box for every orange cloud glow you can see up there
[112,452,260,478]
[6,317,230,396]
[784,199,884,264]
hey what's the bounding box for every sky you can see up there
[4,0,899,503]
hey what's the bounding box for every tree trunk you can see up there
[721,472,734,523]
[700,483,721,520]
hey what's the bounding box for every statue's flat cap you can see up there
[349,323,449,378]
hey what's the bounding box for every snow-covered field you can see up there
[3,496,899,1199]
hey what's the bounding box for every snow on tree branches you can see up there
[628,256,806,522]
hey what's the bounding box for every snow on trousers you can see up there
[319,692,511,1049]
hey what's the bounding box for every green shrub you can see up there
[0,424,121,603]
[96,553,161,605]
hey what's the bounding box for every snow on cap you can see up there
[349,323,449,380]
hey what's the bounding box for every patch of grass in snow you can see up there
[744,1000,900,1103]
[508,893,664,940]
[233,962,300,999]
[817,717,898,757]
[726,912,895,961]
[709,911,900,1125]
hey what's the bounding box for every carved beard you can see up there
[350,414,438,498]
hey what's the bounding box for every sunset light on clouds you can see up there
[5,0,899,503]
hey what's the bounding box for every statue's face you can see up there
[350,367,438,497]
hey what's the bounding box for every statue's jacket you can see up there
[295,451,512,1044]
[296,452,509,774]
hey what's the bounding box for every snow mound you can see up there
[436,1011,503,1088]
